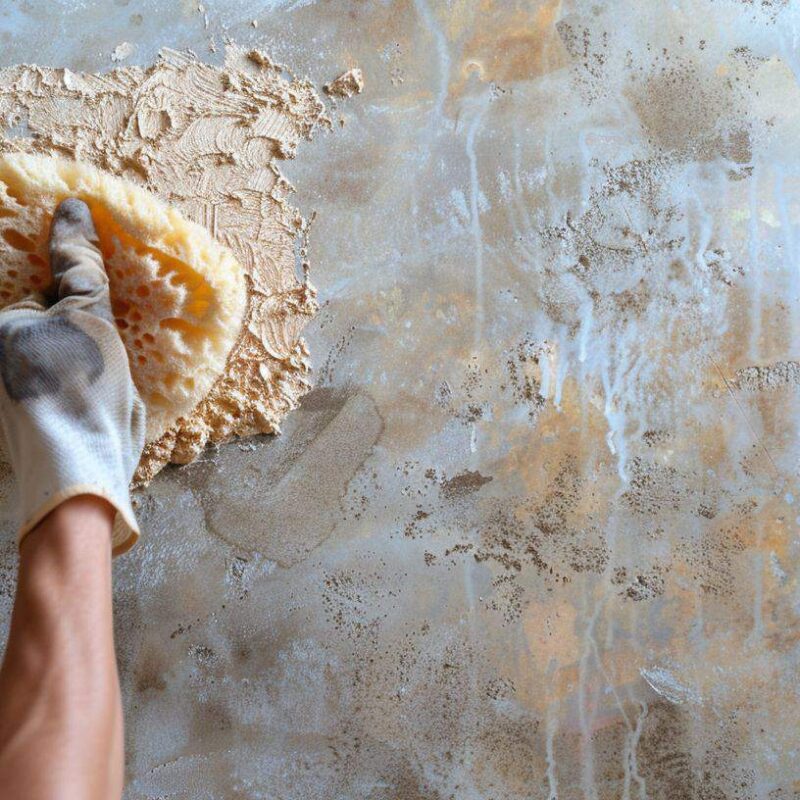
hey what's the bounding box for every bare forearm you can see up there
[0,496,123,800]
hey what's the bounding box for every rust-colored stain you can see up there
[453,0,569,92]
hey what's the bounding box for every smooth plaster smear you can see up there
[0,46,331,482]
[185,388,383,565]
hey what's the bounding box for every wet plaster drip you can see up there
[487,17,800,481]
[0,46,334,483]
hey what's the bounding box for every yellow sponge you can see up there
[0,153,247,442]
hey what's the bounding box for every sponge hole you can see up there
[0,190,227,421]
[3,186,28,207]
[113,298,131,316]
[3,228,36,252]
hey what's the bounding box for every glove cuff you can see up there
[17,485,140,557]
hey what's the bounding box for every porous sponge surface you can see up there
[0,153,247,442]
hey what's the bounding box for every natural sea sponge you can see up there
[0,153,247,443]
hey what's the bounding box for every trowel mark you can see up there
[189,388,383,566]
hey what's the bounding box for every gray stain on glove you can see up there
[0,316,104,402]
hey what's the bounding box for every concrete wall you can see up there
[1,1,799,797]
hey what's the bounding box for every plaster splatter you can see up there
[324,68,365,99]
[110,42,134,63]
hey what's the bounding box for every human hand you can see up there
[0,199,145,554]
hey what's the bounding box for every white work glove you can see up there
[0,198,145,555]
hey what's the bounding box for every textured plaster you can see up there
[1,1,800,798]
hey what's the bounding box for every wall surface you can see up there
[1,1,800,798]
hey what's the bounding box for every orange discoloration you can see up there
[452,0,569,97]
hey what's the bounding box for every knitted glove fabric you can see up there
[0,198,145,555]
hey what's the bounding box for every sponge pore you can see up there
[0,153,247,443]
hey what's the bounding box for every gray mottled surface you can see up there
[2,1,800,798]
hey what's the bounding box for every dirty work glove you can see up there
[0,198,145,555]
